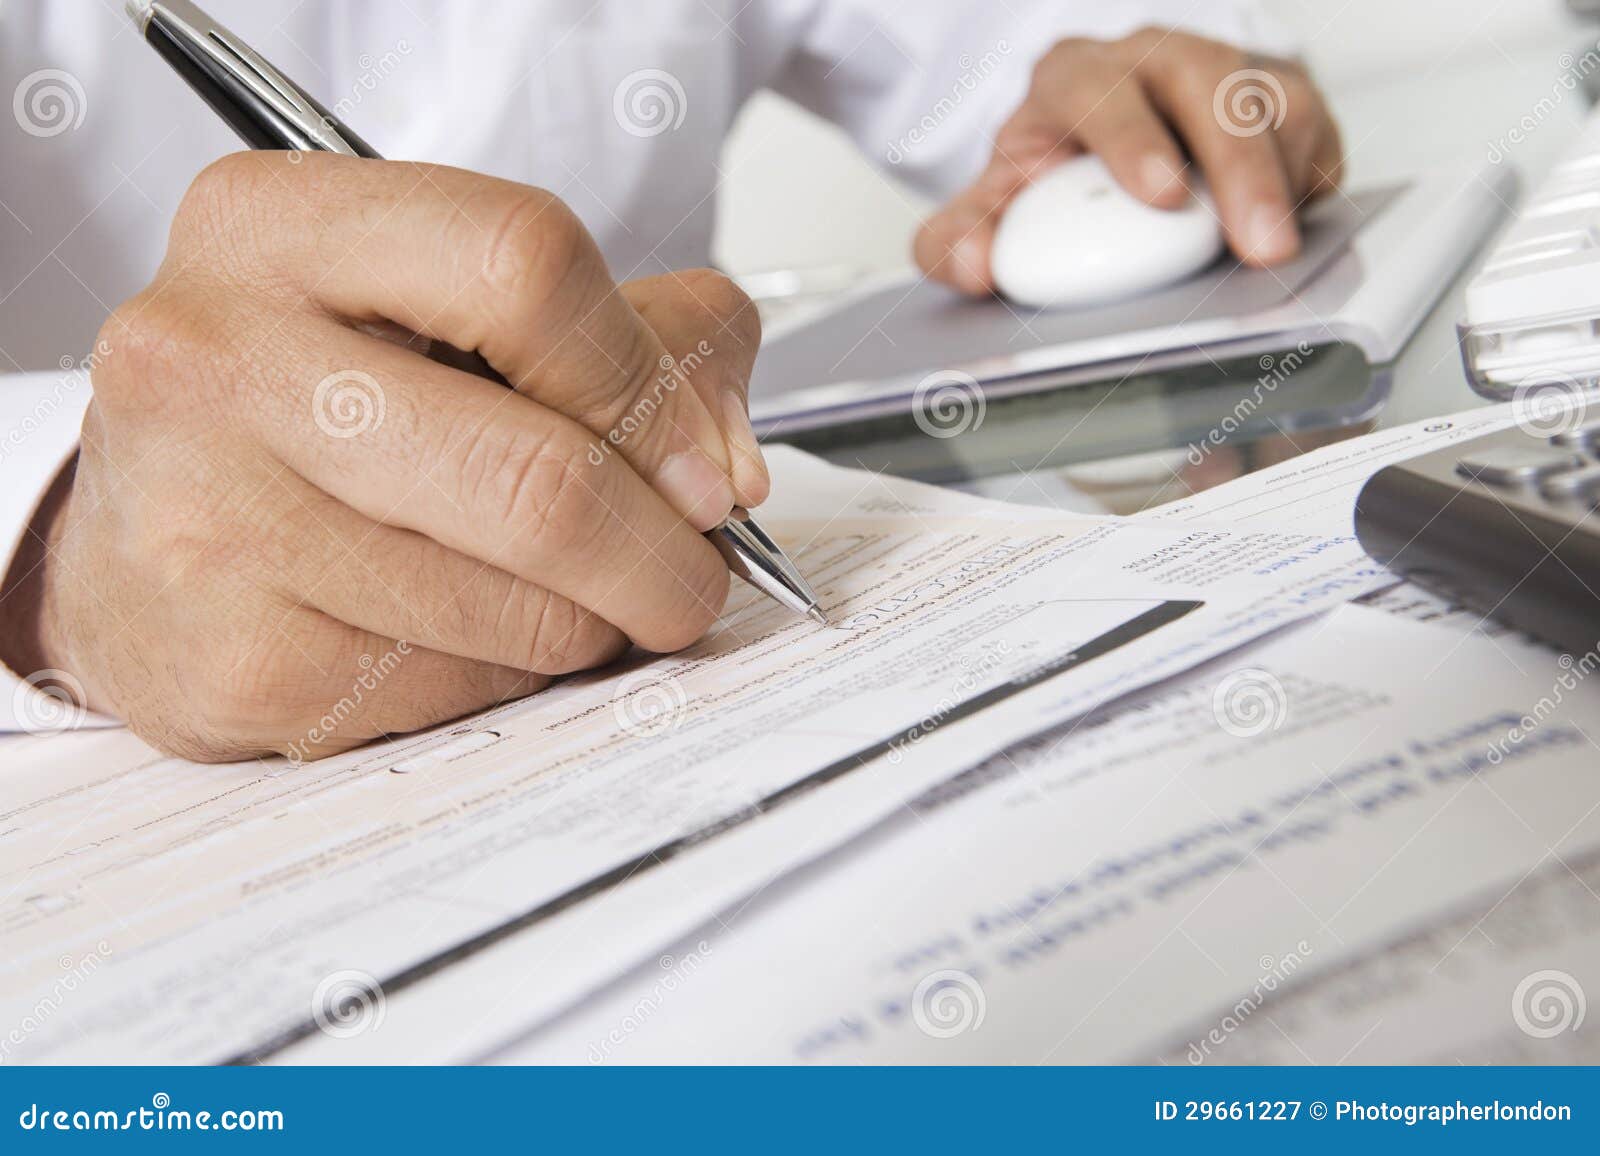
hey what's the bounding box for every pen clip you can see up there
[146,0,364,156]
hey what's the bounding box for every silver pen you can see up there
[126,0,828,625]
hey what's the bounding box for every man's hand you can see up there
[916,27,1344,294]
[0,153,767,762]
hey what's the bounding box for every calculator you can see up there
[1354,422,1600,653]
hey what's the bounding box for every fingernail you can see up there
[1242,205,1297,264]
[722,392,770,506]
[657,448,736,532]
[1141,154,1185,201]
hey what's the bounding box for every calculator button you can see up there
[1456,446,1584,485]
[1539,463,1600,499]
[1549,421,1600,448]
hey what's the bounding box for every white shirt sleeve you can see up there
[0,368,118,733]
[768,0,1299,201]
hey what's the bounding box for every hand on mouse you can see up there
[915,27,1344,295]
[0,153,766,762]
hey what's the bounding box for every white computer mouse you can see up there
[990,156,1225,310]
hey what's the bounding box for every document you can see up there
[0,448,1387,1063]
[1150,846,1600,1065]
[502,606,1600,1063]
[1140,402,1524,536]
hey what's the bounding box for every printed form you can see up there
[2,446,1394,1062]
[507,606,1600,1064]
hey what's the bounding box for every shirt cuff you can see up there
[0,366,119,734]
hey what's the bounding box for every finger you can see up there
[915,187,1004,295]
[246,613,545,762]
[1261,70,1343,207]
[914,129,1067,293]
[620,271,769,507]
[153,576,542,762]
[1305,118,1345,201]
[1146,60,1300,265]
[259,469,631,676]
[1023,49,1190,207]
[193,153,737,530]
[111,300,731,653]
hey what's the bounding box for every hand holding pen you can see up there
[130,0,823,622]
[2,0,819,763]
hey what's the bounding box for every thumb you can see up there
[914,122,1075,295]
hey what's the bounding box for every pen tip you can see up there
[807,606,829,626]
[125,0,154,31]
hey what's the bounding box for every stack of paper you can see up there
[4,400,1574,1065]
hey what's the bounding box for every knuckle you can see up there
[143,508,217,586]
[1031,39,1081,91]
[1035,41,1129,114]
[1142,34,1228,90]
[178,152,267,224]
[684,269,763,354]
[1125,26,1169,55]
[146,464,267,578]
[1169,53,1223,98]
[91,292,210,417]
[414,564,480,652]
[453,570,551,671]
[466,425,604,559]
[476,188,590,318]
[170,152,281,268]
[1040,36,1092,69]
[520,590,588,673]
